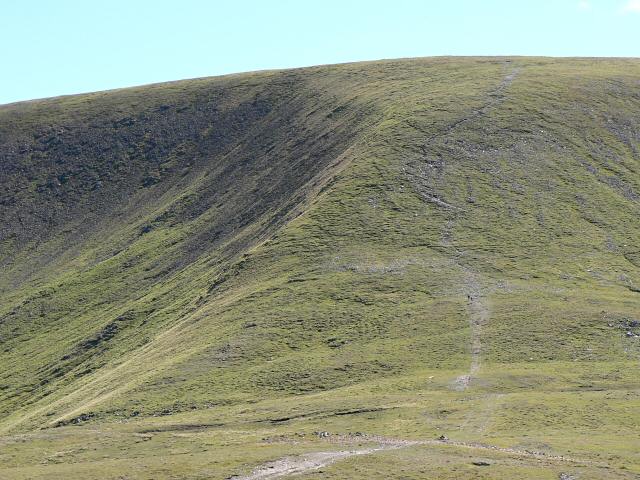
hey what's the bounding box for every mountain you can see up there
[0,57,639,479]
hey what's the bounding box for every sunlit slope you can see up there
[0,57,639,479]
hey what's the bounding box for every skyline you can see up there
[2,0,640,105]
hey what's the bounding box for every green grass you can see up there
[1,57,639,478]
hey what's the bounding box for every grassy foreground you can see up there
[1,57,639,478]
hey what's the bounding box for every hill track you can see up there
[453,271,490,390]
[236,443,407,480]
[237,434,615,479]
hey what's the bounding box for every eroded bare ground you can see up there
[234,442,408,480]
[235,433,616,480]
[452,271,490,391]
[422,68,518,392]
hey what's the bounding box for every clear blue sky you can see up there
[2,0,639,104]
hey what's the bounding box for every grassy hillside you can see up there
[0,57,639,479]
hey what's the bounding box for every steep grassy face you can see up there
[0,68,379,426]
[1,58,639,479]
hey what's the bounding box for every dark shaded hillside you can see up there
[0,58,639,479]
[0,67,380,425]
[0,71,376,283]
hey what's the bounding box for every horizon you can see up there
[2,0,640,105]
[2,54,640,107]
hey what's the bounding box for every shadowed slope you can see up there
[0,65,381,429]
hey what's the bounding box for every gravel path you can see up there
[452,272,490,391]
[236,442,410,479]
[235,433,610,480]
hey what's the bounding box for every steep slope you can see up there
[0,68,379,428]
[1,57,639,479]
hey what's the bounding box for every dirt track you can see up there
[236,433,610,479]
